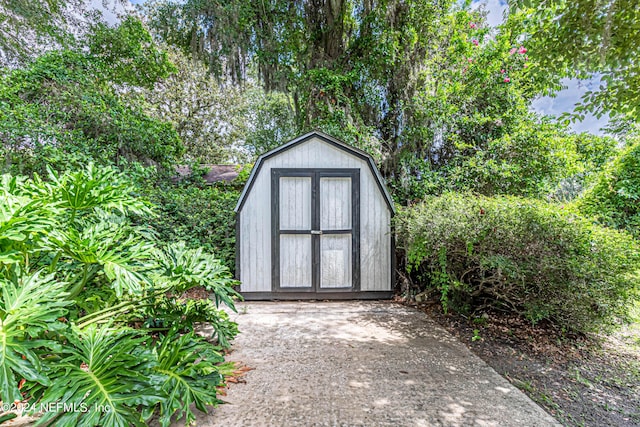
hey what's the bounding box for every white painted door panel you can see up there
[320,234,352,288]
[320,177,351,230]
[275,170,357,291]
[280,234,312,288]
[279,177,311,230]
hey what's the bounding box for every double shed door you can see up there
[272,169,360,293]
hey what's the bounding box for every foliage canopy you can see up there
[508,0,640,120]
[576,139,640,237]
[0,17,181,175]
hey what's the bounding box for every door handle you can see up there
[311,230,322,235]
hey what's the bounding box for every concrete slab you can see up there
[176,301,560,427]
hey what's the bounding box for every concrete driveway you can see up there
[182,301,559,427]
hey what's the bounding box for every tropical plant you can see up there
[33,326,158,427]
[0,271,70,403]
[0,174,57,267]
[149,331,227,427]
[46,164,151,219]
[0,166,240,426]
[155,242,240,303]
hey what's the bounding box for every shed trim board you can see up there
[236,131,394,299]
[235,131,395,214]
[241,291,394,301]
[235,214,241,281]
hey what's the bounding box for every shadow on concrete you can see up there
[169,301,558,427]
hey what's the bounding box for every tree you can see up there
[139,50,297,163]
[143,0,608,205]
[0,0,126,66]
[576,138,640,237]
[0,17,181,175]
[508,0,640,121]
[141,1,492,161]
[140,50,246,163]
[88,16,176,89]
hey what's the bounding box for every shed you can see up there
[235,131,395,299]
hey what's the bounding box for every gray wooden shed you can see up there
[235,131,395,300]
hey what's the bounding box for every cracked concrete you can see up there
[175,301,560,427]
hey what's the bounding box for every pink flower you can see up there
[503,77,510,83]
[469,22,477,29]
[518,46,527,54]
[523,63,528,68]
[500,69,506,74]
[468,58,473,63]
[472,39,479,46]
[509,47,517,55]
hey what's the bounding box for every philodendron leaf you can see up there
[47,163,151,216]
[47,220,155,297]
[35,326,162,427]
[0,413,17,424]
[151,331,225,427]
[0,270,70,403]
[155,242,241,309]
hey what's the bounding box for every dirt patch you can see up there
[413,301,640,426]
[180,285,210,300]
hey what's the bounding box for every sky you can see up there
[90,0,132,24]
[95,0,607,135]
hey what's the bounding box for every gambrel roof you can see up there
[235,131,394,213]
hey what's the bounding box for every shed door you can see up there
[272,169,360,293]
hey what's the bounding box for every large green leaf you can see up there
[146,298,238,348]
[47,220,155,297]
[35,326,161,427]
[155,242,241,310]
[46,163,151,218]
[0,175,57,264]
[150,331,225,427]
[0,270,70,403]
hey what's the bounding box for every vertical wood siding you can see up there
[320,234,352,288]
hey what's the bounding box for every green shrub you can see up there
[575,140,640,238]
[396,193,640,333]
[145,181,241,272]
